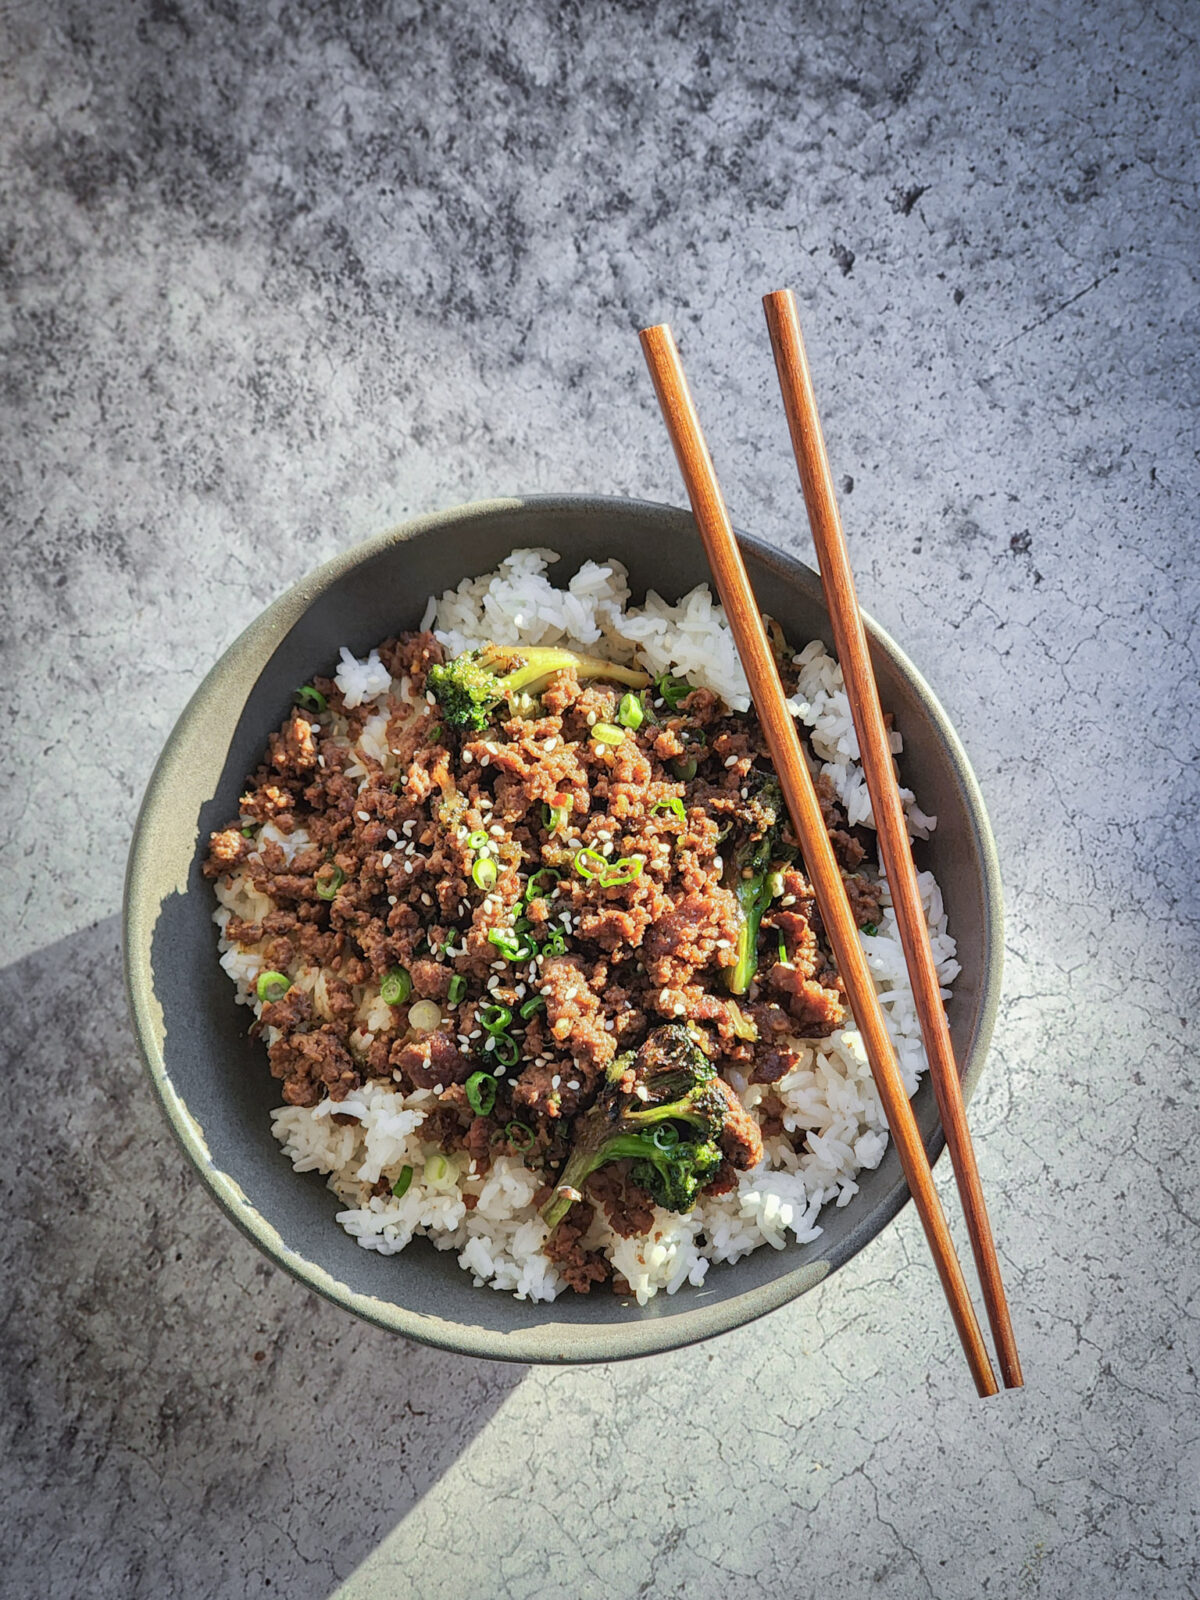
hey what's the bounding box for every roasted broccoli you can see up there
[722,773,786,995]
[541,1025,728,1231]
[427,645,649,733]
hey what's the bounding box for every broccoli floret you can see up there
[541,1024,729,1231]
[427,645,649,732]
[722,773,786,996]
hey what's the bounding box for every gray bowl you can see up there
[124,496,1002,1363]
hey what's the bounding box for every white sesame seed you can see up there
[382,853,393,868]
[551,1075,561,1089]
[544,737,557,752]
[388,894,398,906]
[491,960,506,972]
[387,829,398,843]
[425,691,436,705]
[357,810,370,822]
[462,750,473,764]
[488,824,504,838]
[781,894,797,907]
[403,820,416,836]
[469,1028,482,1040]
[567,1080,580,1091]
[483,1037,496,1052]
[480,754,490,767]
[317,754,326,768]
[586,712,597,726]
[713,855,723,873]
[724,756,738,769]
[404,861,414,874]
[486,976,500,991]
[673,1001,686,1016]
[421,893,433,906]
[716,938,732,949]
[740,787,749,799]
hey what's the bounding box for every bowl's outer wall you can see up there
[126,497,1002,1363]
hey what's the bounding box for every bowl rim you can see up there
[124,493,1004,1363]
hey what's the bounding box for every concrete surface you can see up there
[2,1,1197,1595]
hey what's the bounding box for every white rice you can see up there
[217,549,958,1304]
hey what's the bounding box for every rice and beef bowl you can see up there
[203,548,959,1305]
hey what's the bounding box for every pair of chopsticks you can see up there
[640,292,1021,1397]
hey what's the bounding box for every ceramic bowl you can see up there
[124,496,1002,1362]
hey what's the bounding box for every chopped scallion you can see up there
[472,857,498,891]
[542,802,569,832]
[505,1120,535,1152]
[294,684,327,713]
[256,971,291,1004]
[655,671,692,709]
[651,797,686,823]
[519,994,546,1020]
[492,1033,520,1067]
[380,966,413,1006]
[467,829,491,850]
[478,1003,513,1034]
[862,922,878,936]
[573,847,608,880]
[670,756,698,781]
[465,1071,498,1117]
[591,721,624,746]
[315,863,345,900]
[391,1164,413,1198]
[524,867,560,902]
[617,692,644,730]
[652,1123,680,1150]
[600,856,643,889]
[447,974,467,1005]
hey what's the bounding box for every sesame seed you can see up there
[551,1075,561,1089]
[740,787,749,799]
[586,712,597,726]
[781,894,797,907]
[421,893,433,906]
[403,821,416,835]
[716,938,732,949]
[387,829,398,843]
[567,1080,580,1091]
[673,1001,686,1016]
[357,810,370,822]
[480,754,490,767]
[425,691,436,705]
[317,754,326,768]
[544,737,557,752]
[388,895,398,906]
[462,750,473,764]
[404,861,414,874]
[713,856,723,873]
[491,960,506,972]
[486,976,500,991]
[469,1028,482,1040]
[488,824,504,838]
[382,853,392,868]
[724,756,738,769]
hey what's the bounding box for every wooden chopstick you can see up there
[763,288,1023,1390]
[640,321,1000,1398]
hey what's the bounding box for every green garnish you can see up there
[428,724,443,743]
[315,863,345,900]
[391,1165,413,1197]
[488,927,533,961]
[472,857,498,891]
[491,1033,520,1067]
[519,994,546,1020]
[256,971,291,1004]
[670,756,698,781]
[506,1120,535,1151]
[380,966,413,1006]
[654,671,692,709]
[591,722,624,746]
[465,1072,498,1117]
[241,824,256,838]
[539,925,568,957]
[447,974,467,1005]
[573,847,607,881]
[598,857,643,888]
[617,692,644,730]
[524,867,560,902]
[862,922,878,936]
[428,646,649,733]
[651,797,686,823]
[295,685,327,713]
[478,1004,513,1034]
[542,802,570,832]
[777,931,788,964]
[467,829,491,850]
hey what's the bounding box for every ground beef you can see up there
[714,1078,765,1169]
[541,1200,610,1292]
[206,626,891,1291]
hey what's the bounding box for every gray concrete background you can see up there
[2,1,1197,1595]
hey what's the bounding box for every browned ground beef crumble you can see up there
[205,631,884,1290]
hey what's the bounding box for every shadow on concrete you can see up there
[0,917,527,1599]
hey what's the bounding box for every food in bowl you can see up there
[203,549,958,1303]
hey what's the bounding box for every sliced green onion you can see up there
[315,863,345,900]
[466,1071,498,1117]
[600,856,644,889]
[467,829,491,850]
[295,684,327,713]
[478,1003,513,1034]
[651,797,686,823]
[574,847,608,880]
[655,671,692,709]
[540,926,567,958]
[423,1152,458,1190]
[542,802,569,832]
[670,756,698,781]
[447,974,467,1005]
[617,692,644,730]
[409,998,442,1032]
[488,927,533,961]
[428,723,443,743]
[777,932,788,965]
[862,922,878,937]
[505,1120,535,1152]
[380,966,413,1006]
[591,721,624,746]
[472,857,498,891]
[391,1164,413,1198]
[524,867,560,902]
[519,994,546,1020]
[653,1123,680,1150]
[241,824,256,838]
[256,971,291,1004]
[492,1033,520,1067]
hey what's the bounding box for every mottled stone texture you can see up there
[1,0,1197,1595]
